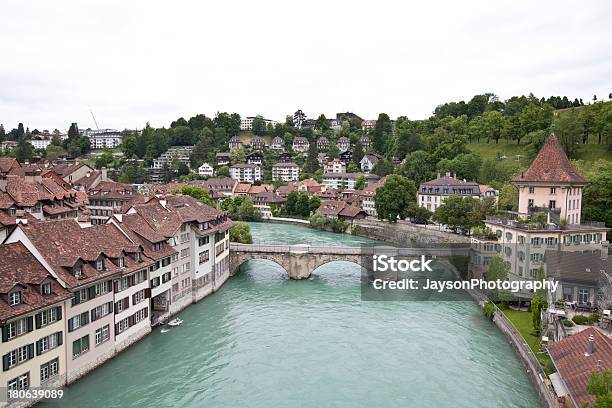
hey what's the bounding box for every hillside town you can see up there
[1,100,612,407]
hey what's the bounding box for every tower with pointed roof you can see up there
[513,134,588,224]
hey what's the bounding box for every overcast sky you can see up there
[1,0,611,132]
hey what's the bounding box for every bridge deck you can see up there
[229,243,470,256]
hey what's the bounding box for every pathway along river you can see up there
[42,222,539,408]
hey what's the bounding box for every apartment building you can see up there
[322,173,379,190]
[0,242,71,406]
[324,159,345,174]
[215,152,230,166]
[316,137,329,151]
[272,163,300,182]
[28,139,53,150]
[197,163,214,177]
[337,137,350,152]
[292,137,309,153]
[84,129,123,150]
[470,135,609,299]
[240,117,277,131]
[270,137,284,150]
[229,164,262,183]
[228,136,242,150]
[87,181,136,225]
[417,173,482,212]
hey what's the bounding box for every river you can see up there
[41,222,539,408]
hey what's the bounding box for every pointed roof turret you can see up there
[513,134,587,184]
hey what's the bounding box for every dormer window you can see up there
[118,257,125,268]
[74,265,83,277]
[9,291,22,306]
[96,259,104,271]
[133,252,141,262]
[41,283,52,295]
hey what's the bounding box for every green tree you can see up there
[15,139,33,162]
[230,222,253,244]
[252,115,267,135]
[352,141,364,165]
[581,160,612,227]
[236,198,258,220]
[374,175,416,222]
[95,151,114,169]
[433,196,478,231]
[304,141,319,173]
[400,150,435,184]
[45,145,67,161]
[355,175,366,190]
[585,370,612,408]
[497,184,519,211]
[315,114,330,131]
[295,192,310,216]
[230,147,246,164]
[172,185,215,207]
[531,267,547,334]
[372,113,392,152]
[308,196,321,214]
[217,165,230,177]
[67,123,79,139]
[285,191,298,215]
[554,108,582,159]
[372,158,393,176]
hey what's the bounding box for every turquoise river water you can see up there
[41,222,539,408]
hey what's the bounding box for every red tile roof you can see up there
[513,134,588,184]
[317,200,365,219]
[548,327,612,407]
[0,242,71,322]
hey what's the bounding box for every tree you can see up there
[352,141,364,165]
[45,145,67,161]
[94,151,114,169]
[315,114,330,131]
[295,192,310,216]
[217,165,230,177]
[236,198,258,220]
[308,196,321,214]
[230,222,253,244]
[487,256,508,281]
[374,175,416,222]
[0,124,5,142]
[433,196,478,231]
[355,175,366,190]
[326,142,340,160]
[581,160,612,227]
[408,206,432,224]
[531,267,547,334]
[400,150,435,184]
[118,161,146,184]
[304,141,319,174]
[285,191,298,215]
[230,147,246,164]
[372,158,393,177]
[497,184,519,211]
[554,109,582,159]
[14,139,33,162]
[252,116,266,135]
[67,123,79,139]
[16,123,25,140]
[481,110,507,144]
[585,370,612,408]
[373,113,392,152]
[172,185,215,207]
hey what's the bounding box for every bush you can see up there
[483,302,495,320]
[562,319,574,327]
[308,213,348,233]
[587,313,599,325]
[572,315,589,325]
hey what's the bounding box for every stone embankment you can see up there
[352,219,471,245]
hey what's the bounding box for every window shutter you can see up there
[27,343,34,359]
[1,326,8,342]
[73,291,80,306]
[91,309,97,322]
[57,332,63,346]
[88,286,96,300]
[35,313,42,329]
[113,280,118,293]
[26,316,33,332]
[132,293,136,305]
[68,318,74,332]
[108,301,114,314]
[56,306,62,321]
[115,323,119,334]
[144,308,148,318]
[81,312,89,325]
[36,339,42,356]
[145,288,151,298]
[2,354,9,371]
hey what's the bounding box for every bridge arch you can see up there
[230,253,291,277]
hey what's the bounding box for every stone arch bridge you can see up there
[229,243,469,280]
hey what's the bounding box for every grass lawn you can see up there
[500,307,554,374]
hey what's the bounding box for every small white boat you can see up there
[160,328,171,334]
[167,318,183,327]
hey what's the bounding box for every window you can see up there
[118,257,125,268]
[95,325,110,345]
[550,187,556,194]
[578,288,589,304]
[549,200,556,209]
[528,199,534,208]
[68,312,89,332]
[198,236,209,246]
[36,332,62,355]
[528,187,535,194]
[36,306,60,329]
[116,317,129,334]
[96,259,104,271]
[115,297,129,314]
[73,264,83,277]
[41,282,52,295]
[199,250,210,264]
[7,373,29,394]
[72,335,90,358]
[133,307,148,324]
[8,291,21,306]
[91,302,113,321]
[95,280,111,296]
[132,290,146,305]
[180,248,190,259]
[4,317,31,340]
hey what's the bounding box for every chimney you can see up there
[101,167,108,181]
[445,172,450,177]
[586,334,594,356]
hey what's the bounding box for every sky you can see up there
[1,0,611,132]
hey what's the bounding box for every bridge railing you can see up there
[229,243,470,256]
